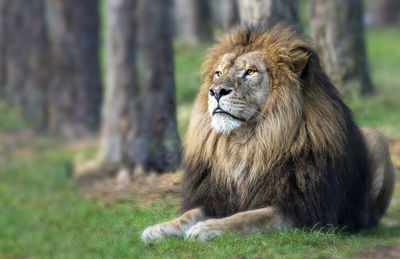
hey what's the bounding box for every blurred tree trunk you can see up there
[310,0,374,95]
[237,0,300,27]
[372,0,400,27]
[24,0,51,130]
[0,0,50,130]
[130,0,181,172]
[1,0,29,106]
[174,0,213,45]
[98,0,137,169]
[220,0,239,31]
[96,0,181,175]
[45,0,102,138]
[0,1,6,98]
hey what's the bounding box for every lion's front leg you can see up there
[185,207,289,240]
[141,208,206,241]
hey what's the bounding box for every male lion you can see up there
[141,25,395,241]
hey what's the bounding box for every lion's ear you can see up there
[290,47,311,76]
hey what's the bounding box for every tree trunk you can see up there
[0,1,6,98]
[237,0,300,27]
[310,0,374,95]
[23,0,51,130]
[220,0,240,31]
[129,0,181,172]
[0,0,50,129]
[174,0,213,45]
[1,0,30,106]
[45,0,102,138]
[372,0,400,27]
[98,0,137,168]
[95,0,181,175]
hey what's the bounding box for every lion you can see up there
[141,25,395,241]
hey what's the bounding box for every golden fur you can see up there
[184,25,345,189]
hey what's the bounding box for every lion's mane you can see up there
[182,25,376,231]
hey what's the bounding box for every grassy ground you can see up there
[0,28,399,258]
[0,139,399,258]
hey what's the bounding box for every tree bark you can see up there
[98,0,137,168]
[237,0,300,27]
[96,0,181,175]
[0,0,50,129]
[1,0,30,106]
[220,0,240,31]
[45,0,102,138]
[23,0,51,130]
[372,0,400,27]
[174,0,213,45]
[0,1,6,98]
[130,0,181,172]
[310,0,374,95]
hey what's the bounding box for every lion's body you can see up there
[182,25,376,231]
[362,127,395,219]
[141,25,395,241]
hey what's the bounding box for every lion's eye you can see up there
[245,69,257,75]
[216,71,222,77]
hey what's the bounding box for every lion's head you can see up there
[207,51,270,134]
[184,25,346,176]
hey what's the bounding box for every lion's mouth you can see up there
[213,108,245,122]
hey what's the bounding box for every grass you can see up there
[174,45,205,138]
[0,100,26,131]
[0,28,399,258]
[0,143,399,258]
[1,143,399,258]
[344,28,400,139]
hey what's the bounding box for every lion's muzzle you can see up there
[209,87,232,101]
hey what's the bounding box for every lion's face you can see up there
[208,51,269,134]
[186,25,348,186]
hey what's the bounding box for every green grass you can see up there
[344,28,400,138]
[0,100,26,131]
[174,45,205,137]
[0,144,399,258]
[0,28,399,258]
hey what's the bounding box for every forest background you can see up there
[0,0,400,257]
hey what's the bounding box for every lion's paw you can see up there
[141,222,183,242]
[185,221,222,240]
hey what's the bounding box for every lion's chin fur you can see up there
[210,114,241,134]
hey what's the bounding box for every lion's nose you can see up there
[209,87,232,100]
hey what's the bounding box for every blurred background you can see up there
[0,0,399,257]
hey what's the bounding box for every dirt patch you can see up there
[0,129,35,166]
[78,169,183,206]
[356,244,400,259]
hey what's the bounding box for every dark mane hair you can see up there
[181,24,376,232]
